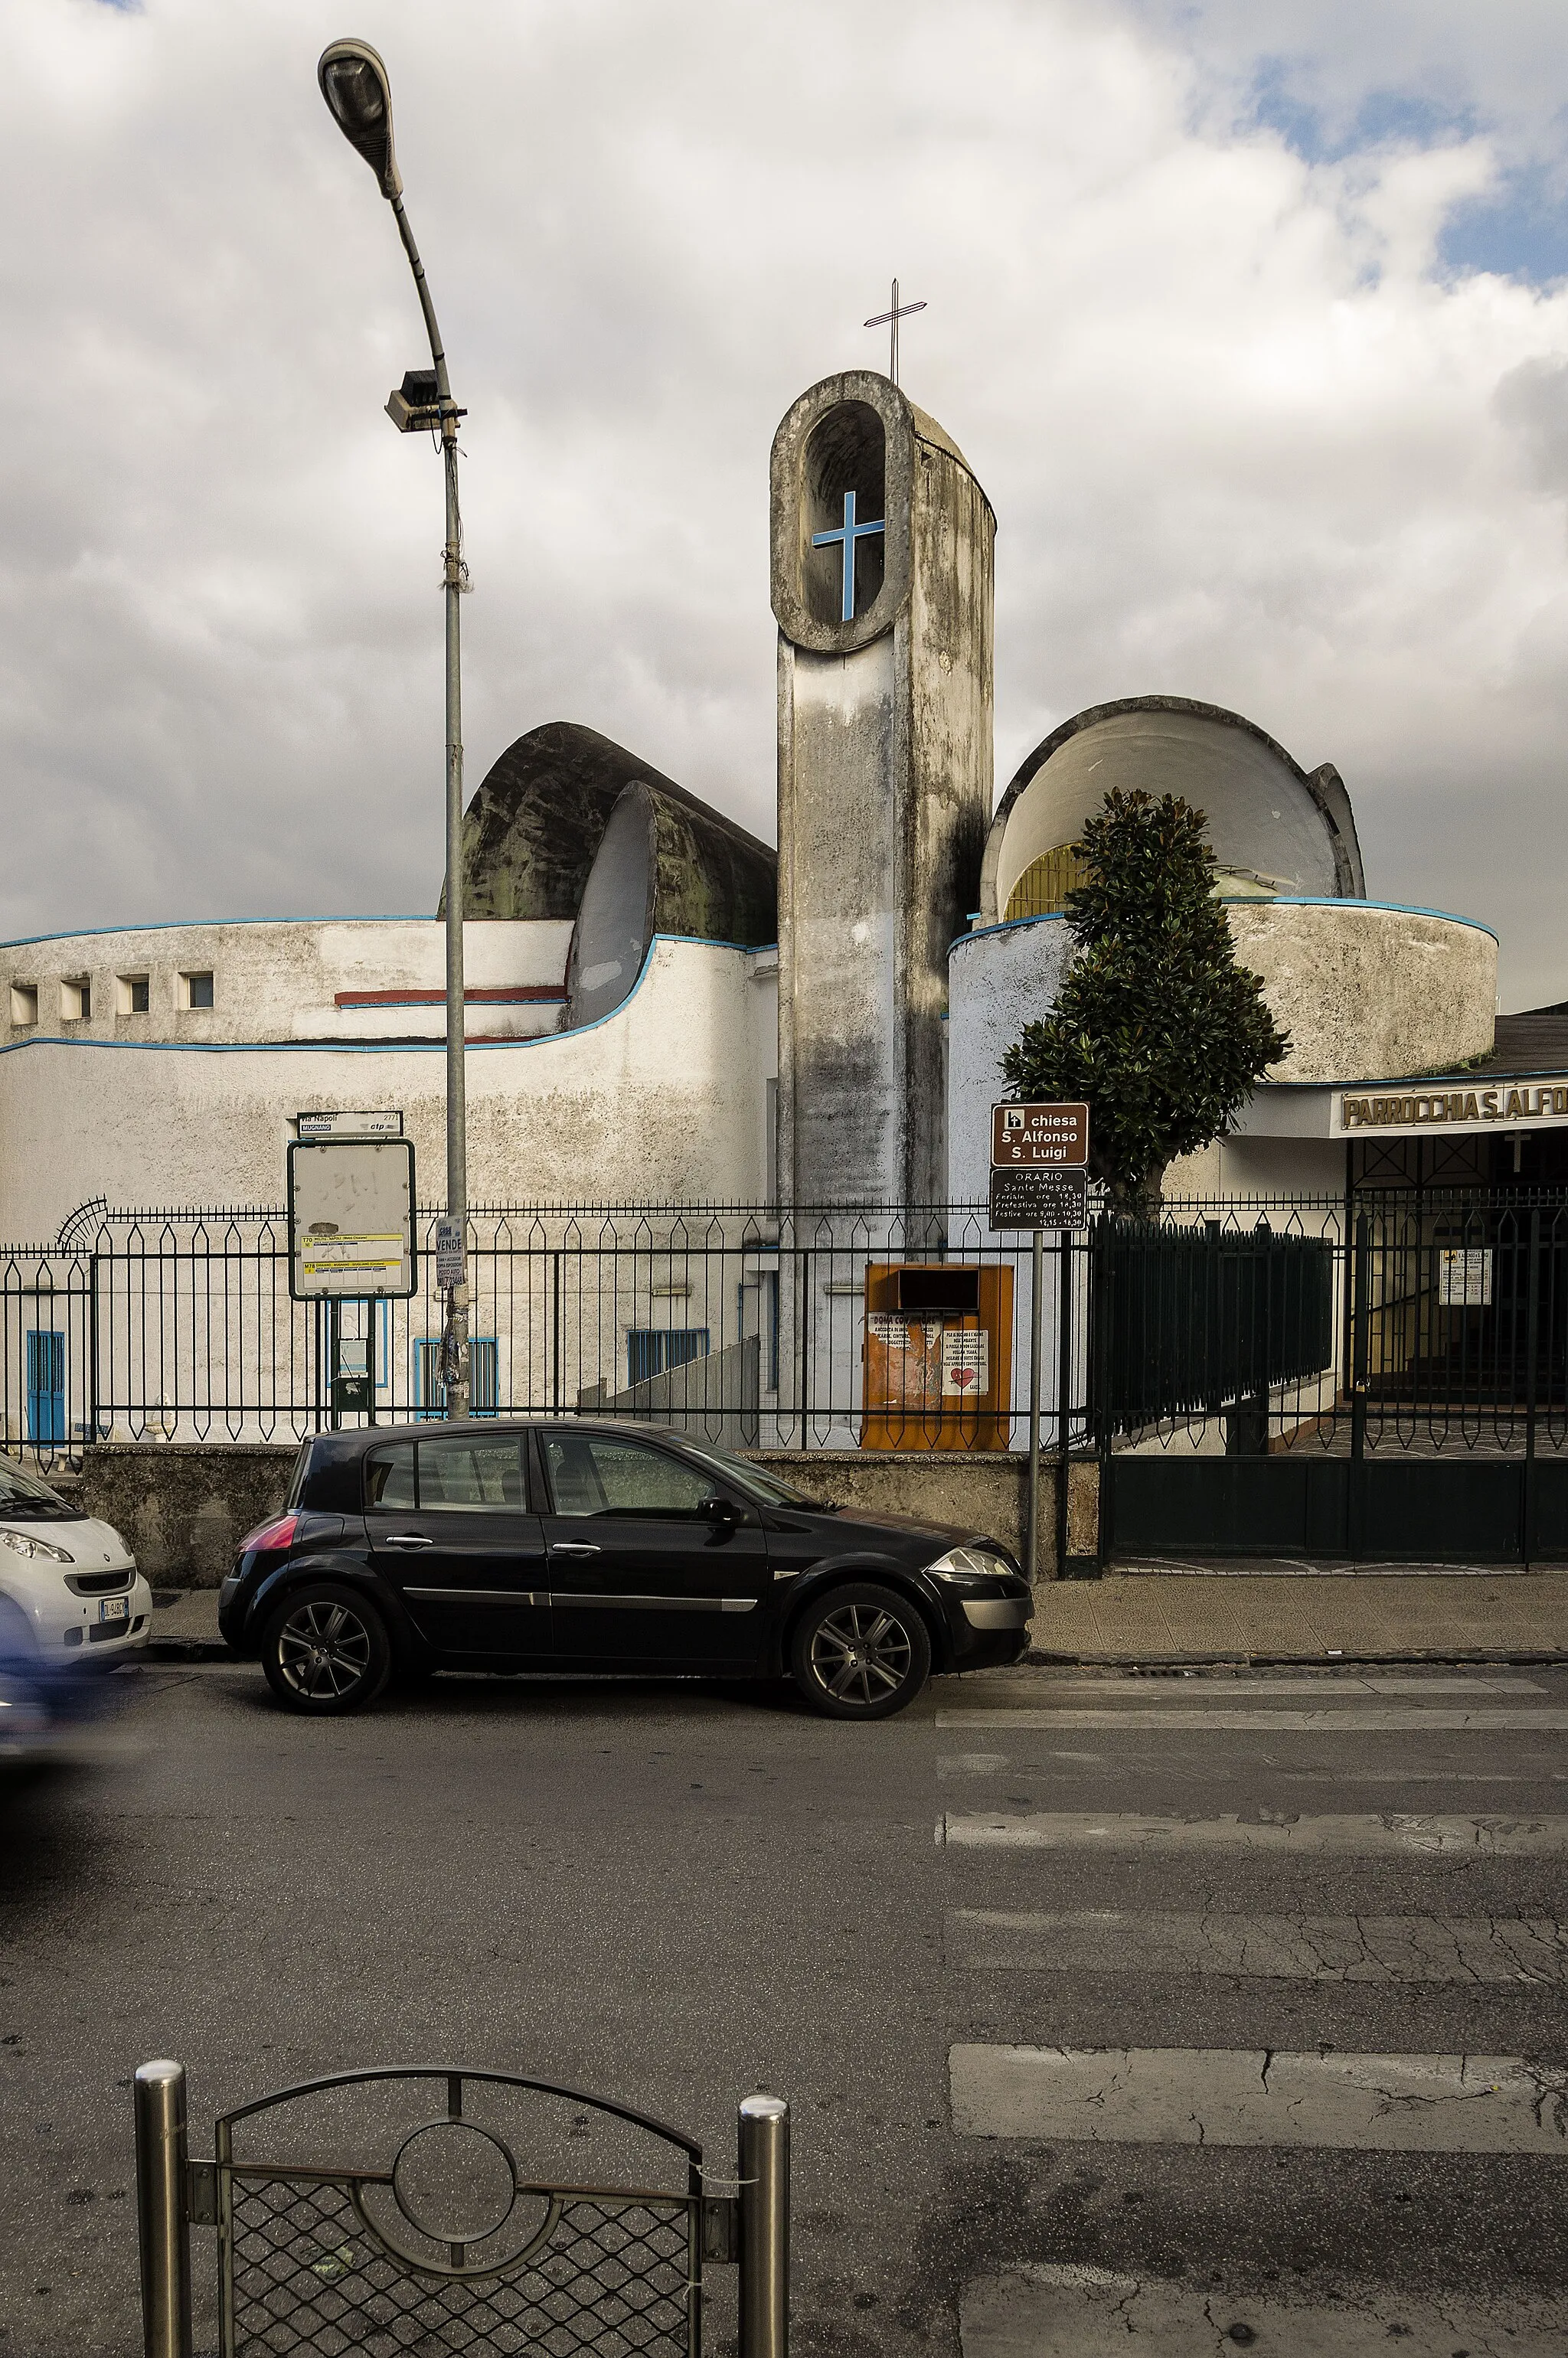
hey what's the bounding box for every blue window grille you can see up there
[626,1328,709,1388]
[26,1331,66,1445]
[413,1337,499,1417]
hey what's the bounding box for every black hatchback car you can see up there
[218,1419,1031,1720]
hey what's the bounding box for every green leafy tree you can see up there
[1000,789,1289,1215]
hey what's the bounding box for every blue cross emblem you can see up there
[812,491,886,622]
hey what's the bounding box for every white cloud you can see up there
[1,0,1566,1002]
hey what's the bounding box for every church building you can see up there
[2,369,1564,1247]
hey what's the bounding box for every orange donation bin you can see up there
[860,1262,1014,1452]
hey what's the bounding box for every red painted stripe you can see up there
[335,985,564,1007]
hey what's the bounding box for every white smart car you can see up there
[0,1454,152,1667]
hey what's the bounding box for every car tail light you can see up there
[242,1513,300,1554]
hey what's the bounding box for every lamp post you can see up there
[318,37,470,1419]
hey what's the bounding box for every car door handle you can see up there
[380,1533,434,1550]
[549,1542,602,1558]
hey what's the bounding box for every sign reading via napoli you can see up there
[296,1109,404,1140]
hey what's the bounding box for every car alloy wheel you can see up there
[791,1581,932,1720]
[261,1582,390,1714]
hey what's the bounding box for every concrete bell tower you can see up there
[771,371,995,1206]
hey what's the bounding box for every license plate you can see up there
[97,1596,130,1625]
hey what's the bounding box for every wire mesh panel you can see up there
[211,2069,704,2358]
[225,2175,695,2358]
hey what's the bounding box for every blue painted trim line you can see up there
[0,915,444,952]
[1231,895,1498,940]
[951,898,1498,955]
[950,911,1067,953]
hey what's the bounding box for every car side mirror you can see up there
[698,1494,737,1524]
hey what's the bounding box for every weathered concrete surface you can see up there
[946,1906,1568,1981]
[1020,1568,1568,1663]
[73,1439,1093,1591]
[1229,898,1497,1084]
[77,1442,295,1587]
[947,916,1076,1203]
[963,2265,1568,2358]
[949,2043,1568,2150]
[746,1449,1098,1587]
[441,719,740,923]
[773,371,994,1205]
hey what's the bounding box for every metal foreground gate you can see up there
[133,2061,789,2358]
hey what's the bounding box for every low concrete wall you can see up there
[746,1451,1099,1591]
[68,1439,1099,1595]
[77,1443,296,1590]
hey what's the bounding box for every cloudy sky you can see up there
[4,0,1567,1004]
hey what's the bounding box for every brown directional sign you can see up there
[991,1100,1089,1168]
[989,1166,1090,1232]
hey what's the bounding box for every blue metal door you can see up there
[26,1331,66,1445]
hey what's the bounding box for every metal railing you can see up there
[1096,1190,1568,1463]
[134,2059,789,2358]
[0,1200,1091,1462]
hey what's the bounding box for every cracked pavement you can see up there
[2,1658,1568,2356]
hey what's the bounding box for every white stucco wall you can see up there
[948,897,1499,1211]
[0,936,779,1239]
[946,915,1076,1203]
[1,918,573,1048]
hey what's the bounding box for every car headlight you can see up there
[0,1528,74,1565]
[926,1545,1012,1583]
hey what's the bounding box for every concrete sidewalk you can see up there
[1029,1569,1568,1664]
[146,1569,1568,1668]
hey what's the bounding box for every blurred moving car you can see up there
[220,1419,1033,1720]
[0,1455,152,1669]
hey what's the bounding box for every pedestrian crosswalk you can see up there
[951,2044,1568,2149]
[939,1807,1568,1850]
[940,1665,1568,2355]
[962,2265,1566,2358]
[947,1906,1568,1980]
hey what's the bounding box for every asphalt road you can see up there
[3,1655,1568,2357]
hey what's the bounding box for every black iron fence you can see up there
[14,1190,1567,1562]
[1096,1190,1568,1566]
[0,1201,1089,1465]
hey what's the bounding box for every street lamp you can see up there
[318,37,471,1420]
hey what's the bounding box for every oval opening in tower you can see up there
[803,402,887,628]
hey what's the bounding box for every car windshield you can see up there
[668,1437,831,1510]
[0,1455,82,1520]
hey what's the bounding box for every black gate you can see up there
[1089,1194,1568,1566]
[134,2061,789,2358]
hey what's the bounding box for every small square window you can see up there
[10,984,38,1027]
[62,977,91,1021]
[182,972,214,1011]
[118,974,150,1015]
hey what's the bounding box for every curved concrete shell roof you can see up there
[979,695,1365,926]
[565,779,778,1028]
[439,720,776,929]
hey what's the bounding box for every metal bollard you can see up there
[737,2094,789,2358]
[134,2059,193,2358]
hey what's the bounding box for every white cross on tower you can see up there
[864,278,926,387]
